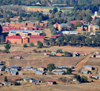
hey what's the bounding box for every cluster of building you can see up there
[2,21,48,44]
[81,65,93,74]
[77,24,99,32]
[2,21,48,32]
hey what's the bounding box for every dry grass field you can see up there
[0,82,100,91]
[0,53,84,67]
[84,58,100,67]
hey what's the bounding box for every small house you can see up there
[52,69,67,72]
[90,54,96,58]
[5,68,11,73]
[55,66,67,69]
[53,71,64,75]
[29,79,39,83]
[73,52,79,57]
[56,53,62,56]
[37,67,46,71]
[81,69,89,74]
[0,60,4,64]
[51,51,57,55]
[96,54,100,58]
[47,81,56,85]
[0,66,4,71]
[0,82,3,86]
[23,77,30,82]
[24,66,33,71]
[36,70,43,75]
[11,66,20,71]
[3,82,11,86]
[11,70,18,75]
[85,65,93,71]
[14,55,22,59]
[31,68,37,71]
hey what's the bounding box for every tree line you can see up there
[46,35,100,47]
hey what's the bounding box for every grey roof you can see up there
[85,65,92,68]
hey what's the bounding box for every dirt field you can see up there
[0,53,84,67]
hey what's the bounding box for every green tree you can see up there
[4,76,8,82]
[46,41,50,45]
[29,42,34,47]
[47,64,55,72]
[49,9,53,13]
[14,81,20,86]
[53,7,58,14]
[50,38,56,46]
[97,19,100,27]
[86,15,92,23]
[0,25,2,35]
[23,44,28,47]
[37,41,43,48]
[18,17,23,23]
[4,44,11,51]
[74,21,83,29]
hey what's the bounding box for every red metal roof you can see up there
[69,20,86,24]
[30,35,45,38]
[6,36,22,39]
[51,34,60,38]
[24,37,29,39]
[48,81,55,82]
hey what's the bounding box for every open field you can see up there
[0,53,85,67]
[0,82,100,91]
[1,45,100,53]
[84,58,100,67]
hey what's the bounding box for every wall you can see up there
[30,38,44,43]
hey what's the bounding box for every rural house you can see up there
[36,70,43,75]
[85,65,93,71]
[47,81,56,85]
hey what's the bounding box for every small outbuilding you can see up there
[36,70,43,75]
[47,81,56,85]
[81,69,89,74]
[85,65,93,71]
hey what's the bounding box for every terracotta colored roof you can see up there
[6,36,22,39]
[51,34,60,38]
[69,20,86,24]
[30,35,45,38]
[48,81,55,82]
[24,37,29,39]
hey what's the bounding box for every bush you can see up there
[33,49,37,53]
[43,50,46,53]
[23,44,28,47]
[14,81,20,86]
[37,41,43,48]
[38,50,41,53]
[4,76,8,82]
[29,42,34,47]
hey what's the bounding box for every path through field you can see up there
[73,54,91,74]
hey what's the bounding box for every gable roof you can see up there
[30,35,45,38]
[51,34,60,38]
[6,36,22,39]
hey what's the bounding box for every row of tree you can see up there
[46,35,100,47]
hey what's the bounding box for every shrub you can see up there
[14,81,20,86]
[38,50,41,53]
[33,49,37,53]
[23,44,28,47]
[43,50,46,53]
[4,76,8,82]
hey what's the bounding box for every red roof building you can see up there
[6,36,22,44]
[30,35,45,43]
[51,34,61,38]
[69,20,86,24]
